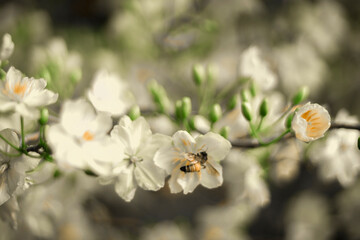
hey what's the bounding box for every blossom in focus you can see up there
[225,149,270,207]
[47,99,112,170]
[308,110,360,186]
[0,129,39,206]
[0,67,58,118]
[291,102,331,142]
[87,69,133,116]
[239,46,277,91]
[0,33,14,63]
[154,131,231,194]
[103,116,169,202]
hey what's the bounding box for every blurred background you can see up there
[1,0,360,239]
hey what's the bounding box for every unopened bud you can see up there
[70,69,82,84]
[192,64,205,86]
[209,104,222,123]
[39,68,52,83]
[181,97,192,119]
[250,81,256,97]
[148,80,169,113]
[39,108,49,125]
[292,86,309,105]
[128,105,141,120]
[175,100,183,121]
[241,89,250,102]
[259,98,268,117]
[206,64,217,83]
[241,102,252,122]
[220,126,230,139]
[358,137,360,151]
[228,94,239,110]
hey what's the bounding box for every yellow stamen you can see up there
[13,82,27,96]
[82,131,94,141]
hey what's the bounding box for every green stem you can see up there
[0,133,20,151]
[257,116,264,131]
[262,105,292,132]
[259,129,291,147]
[20,116,26,151]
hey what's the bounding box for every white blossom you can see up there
[103,116,169,202]
[87,69,133,116]
[0,129,39,206]
[0,66,58,118]
[309,110,360,186]
[154,131,231,194]
[239,46,277,91]
[47,99,112,170]
[225,149,270,207]
[140,221,189,240]
[292,102,331,142]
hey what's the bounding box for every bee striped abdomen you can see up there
[180,163,202,173]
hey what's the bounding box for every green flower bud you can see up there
[259,98,268,117]
[220,126,230,139]
[292,86,309,105]
[175,100,183,121]
[39,108,49,125]
[148,80,169,113]
[209,104,222,123]
[250,81,256,97]
[181,97,192,119]
[0,68,6,81]
[192,64,205,86]
[70,69,82,84]
[228,94,239,110]
[206,64,217,83]
[128,105,141,120]
[188,116,196,131]
[285,112,295,129]
[241,102,252,122]
[39,68,52,83]
[240,89,250,102]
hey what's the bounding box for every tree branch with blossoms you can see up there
[1,33,360,233]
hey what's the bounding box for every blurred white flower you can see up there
[0,129,39,206]
[292,102,330,142]
[106,116,169,202]
[225,149,270,207]
[337,179,360,239]
[140,221,189,240]
[274,41,327,95]
[0,197,19,229]
[270,140,303,184]
[293,1,347,57]
[285,192,333,240]
[309,110,360,186]
[154,131,231,194]
[147,115,177,135]
[0,33,14,63]
[0,66,58,118]
[196,202,255,240]
[88,69,133,116]
[47,99,112,170]
[239,46,277,91]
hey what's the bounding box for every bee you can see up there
[180,151,208,173]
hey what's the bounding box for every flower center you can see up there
[82,131,94,141]
[13,82,27,96]
[301,109,328,138]
[0,162,9,174]
[129,155,143,163]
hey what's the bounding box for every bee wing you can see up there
[205,162,220,176]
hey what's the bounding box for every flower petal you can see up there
[114,168,137,202]
[173,131,196,153]
[177,171,201,194]
[134,160,165,191]
[195,132,231,161]
[154,144,182,175]
[200,159,223,189]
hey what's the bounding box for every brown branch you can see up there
[230,122,360,148]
